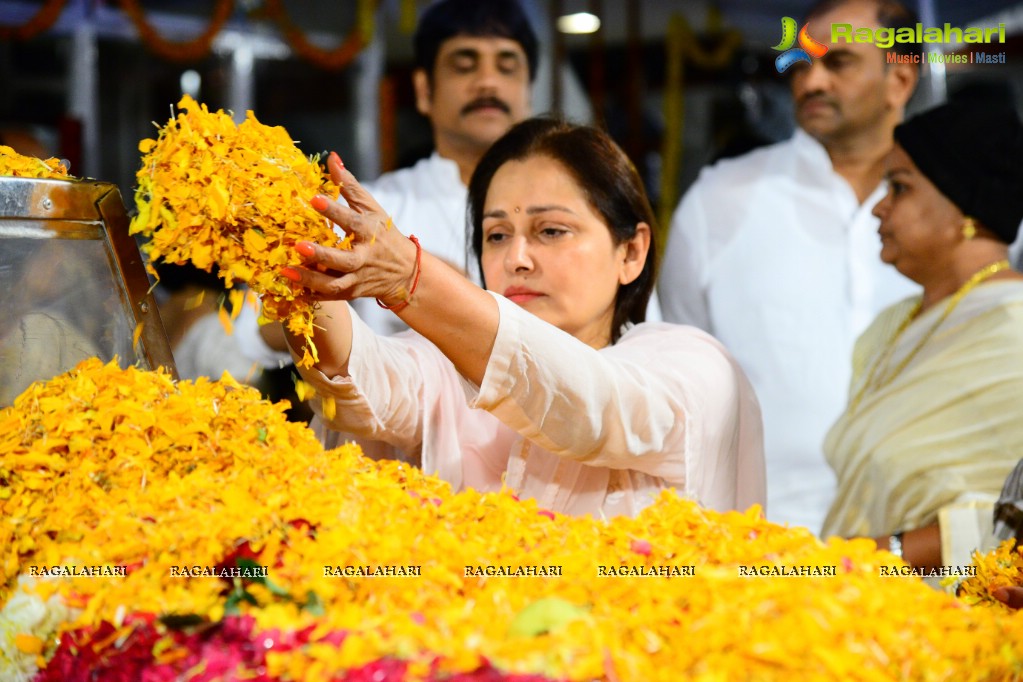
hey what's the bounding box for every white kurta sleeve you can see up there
[467,293,752,483]
[295,307,428,454]
[234,298,295,369]
[657,183,712,329]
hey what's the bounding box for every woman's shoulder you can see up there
[963,279,1023,330]
[982,277,1023,302]
[612,323,757,405]
[851,296,921,366]
[612,321,734,359]
[861,296,922,339]
[618,320,711,340]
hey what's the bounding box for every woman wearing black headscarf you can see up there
[822,102,1023,571]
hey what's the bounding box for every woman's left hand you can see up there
[282,152,418,309]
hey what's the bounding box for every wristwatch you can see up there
[888,532,905,559]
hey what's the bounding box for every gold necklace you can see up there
[850,259,1011,413]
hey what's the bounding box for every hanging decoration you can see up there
[658,9,742,256]
[6,0,379,72]
[118,0,235,63]
[586,0,606,130]
[265,0,377,71]
[399,0,418,35]
[0,0,66,41]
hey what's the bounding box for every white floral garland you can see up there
[0,575,76,682]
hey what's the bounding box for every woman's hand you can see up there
[283,150,499,386]
[281,152,418,309]
[993,586,1023,609]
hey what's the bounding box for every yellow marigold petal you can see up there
[321,395,336,420]
[228,288,246,321]
[3,359,1022,682]
[294,380,316,402]
[184,290,205,311]
[15,633,44,655]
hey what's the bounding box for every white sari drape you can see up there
[823,282,1023,562]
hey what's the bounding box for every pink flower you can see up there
[630,539,652,556]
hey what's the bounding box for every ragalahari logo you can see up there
[773,17,829,72]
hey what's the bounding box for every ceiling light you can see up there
[557,12,601,35]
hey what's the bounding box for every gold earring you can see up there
[962,217,977,240]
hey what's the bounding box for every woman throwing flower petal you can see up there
[823,102,1023,569]
[280,118,765,518]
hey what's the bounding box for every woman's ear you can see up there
[619,222,651,286]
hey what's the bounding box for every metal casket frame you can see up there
[0,176,176,405]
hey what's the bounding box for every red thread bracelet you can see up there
[377,234,421,313]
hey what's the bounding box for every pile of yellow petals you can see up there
[956,540,1023,610]
[128,95,344,368]
[0,145,68,179]
[3,360,1023,681]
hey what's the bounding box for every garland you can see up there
[5,0,377,71]
[118,0,234,63]
[0,0,66,41]
[265,0,376,71]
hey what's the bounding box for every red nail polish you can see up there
[281,267,301,282]
[295,241,316,257]
[330,151,344,168]
[310,195,329,211]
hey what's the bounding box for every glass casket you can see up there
[0,176,175,407]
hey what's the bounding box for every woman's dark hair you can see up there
[414,0,539,81]
[468,117,658,344]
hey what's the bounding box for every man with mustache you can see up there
[349,0,535,337]
[657,0,919,534]
[240,0,536,360]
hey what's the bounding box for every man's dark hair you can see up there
[804,0,922,60]
[414,0,539,81]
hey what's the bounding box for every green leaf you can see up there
[507,597,590,638]
[236,557,263,578]
[224,586,259,616]
[234,557,290,597]
[302,590,325,616]
[159,613,206,629]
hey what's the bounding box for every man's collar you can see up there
[791,127,832,165]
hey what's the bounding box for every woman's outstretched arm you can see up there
[281,153,498,385]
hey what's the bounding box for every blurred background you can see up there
[2,0,1022,234]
